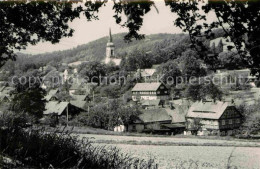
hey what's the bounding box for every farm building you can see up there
[43,101,85,123]
[186,101,242,136]
[128,108,186,135]
[131,82,169,101]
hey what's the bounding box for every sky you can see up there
[22,1,216,55]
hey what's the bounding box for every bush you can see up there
[0,114,157,168]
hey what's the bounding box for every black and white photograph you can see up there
[0,0,260,168]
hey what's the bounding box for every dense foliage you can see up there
[0,112,156,169]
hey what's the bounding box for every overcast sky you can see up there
[22,1,216,55]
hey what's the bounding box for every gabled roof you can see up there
[0,94,11,102]
[44,101,69,115]
[0,86,14,95]
[70,100,86,110]
[165,108,186,123]
[138,109,172,123]
[136,69,156,77]
[132,83,163,92]
[0,86,5,92]
[45,89,59,101]
[186,101,230,119]
[72,95,88,101]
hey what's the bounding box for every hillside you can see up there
[10,29,226,70]
[14,33,190,66]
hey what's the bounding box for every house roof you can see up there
[45,89,59,101]
[44,101,69,115]
[132,83,162,92]
[186,101,230,119]
[165,108,186,123]
[138,109,172,123]
[68,61,89,67]
[0,86,14,95]
[0,94,11,101]
[136,69,156,77]
[0,86,5,92]
[70,100,86,110]
[72,95,88,101]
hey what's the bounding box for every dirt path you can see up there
[78,134,260,147]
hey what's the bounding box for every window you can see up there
[157,91,160,94]
[160,86,164,89]
[164,91,167,94]
[132,125,136,130]
[222,120,225,125]
[229,119,233,125]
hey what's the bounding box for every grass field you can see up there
[77,133,260,169]
[95,144,260,169]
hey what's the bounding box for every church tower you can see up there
[106,28,115,59]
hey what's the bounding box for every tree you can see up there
[185,80,222,102]
[79,61,106,85]
[187,118,203,135]
[1,0,260,76]
[178,49,207,80]
[156,60,182,86]
[121,48,153,71]
[11,70,47,120]
[0,1,155,68]
[100,85,121,98]
[166,0,260,75]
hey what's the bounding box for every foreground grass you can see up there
[0,127,158,169]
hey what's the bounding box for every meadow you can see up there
[95,144,260,169]
[79,134,260,169]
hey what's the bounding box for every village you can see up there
[1,29,259,138]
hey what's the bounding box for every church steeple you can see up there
[106,28,115,60]
[109,28,113,43]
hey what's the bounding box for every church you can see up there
[104,28,121,66]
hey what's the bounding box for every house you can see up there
[69,94,90,110]
[186,101,242,136]
[44,101,85,123]
[135,68,157,79]
[128,108,172,134]
[131,82,169,101]
[140,99,164,109]
[128,108,186,135]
